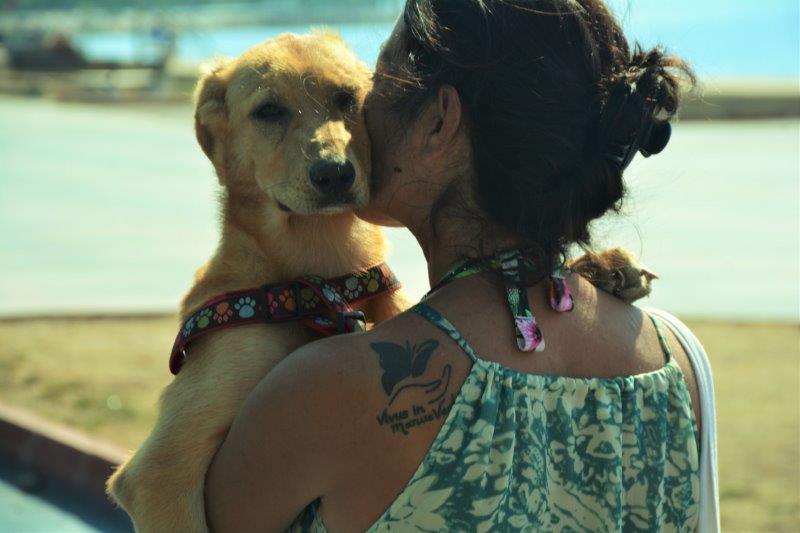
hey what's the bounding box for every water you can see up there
[0,477,98,533]
[0,462,131,532]
[0,95,797,321]
[70,0,800,79]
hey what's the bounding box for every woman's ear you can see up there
[421,85,463,156]
[194,58,234,166]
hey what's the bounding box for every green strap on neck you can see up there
[426,248,571,353]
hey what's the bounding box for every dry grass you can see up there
[0,315,175,451]
[0,315,797,531]
[686,320,800,531]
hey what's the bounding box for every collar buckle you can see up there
[338,311,366,334]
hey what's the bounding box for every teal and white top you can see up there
[291,303,718,531]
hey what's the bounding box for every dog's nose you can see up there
[309,160,355,195]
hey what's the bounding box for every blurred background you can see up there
[0,0,798,531]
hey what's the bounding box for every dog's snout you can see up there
[309,160,356,195]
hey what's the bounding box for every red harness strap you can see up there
[169,263,400,375]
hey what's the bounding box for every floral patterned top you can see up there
[290,303,700,532]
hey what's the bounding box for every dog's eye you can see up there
[251,103,286,121]
[333,90,357,113]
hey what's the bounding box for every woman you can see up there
[205,0,719,531]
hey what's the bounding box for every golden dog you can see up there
[106,31,408,532]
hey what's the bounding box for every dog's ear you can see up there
[194,58,234,163]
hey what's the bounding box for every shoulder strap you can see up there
[645,311,673,363]
[644,308,720,533]
[411,303,480,363]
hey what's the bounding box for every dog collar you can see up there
[169,263,401,375]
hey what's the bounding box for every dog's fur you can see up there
[568,247,658,303]
[106,32,408,532]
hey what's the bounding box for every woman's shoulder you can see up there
[204,313,431,531]
[285,305,469,417]
[278,302,467,426]
[564,280,704,430]
[203,310,440,530]
[279,307,477,530]
[639,307,706,435]
[642,307,710,361]
[288,305,435,377]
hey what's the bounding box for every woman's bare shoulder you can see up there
[204,318,428,531]
[273,308,474,530]
[573,279,702,432]
[641,309,703,435]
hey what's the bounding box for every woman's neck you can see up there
[379,148,530,287]
[408,206,531,288]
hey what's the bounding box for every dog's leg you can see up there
[107,326,306,532]
[107,369,251,532]
[108,429,214,533]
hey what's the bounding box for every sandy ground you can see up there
[0,315,797,531]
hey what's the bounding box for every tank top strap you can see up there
[411,303,480,363]
[645,311,674,363]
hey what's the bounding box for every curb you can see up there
[0,402,129,519]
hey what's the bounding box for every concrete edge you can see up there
[0,402,128,507]
[0,312,174,323]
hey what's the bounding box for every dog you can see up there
[106,31,409,532]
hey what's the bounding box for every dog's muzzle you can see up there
[309,159,356,196]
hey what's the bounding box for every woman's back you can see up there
[291,273,702,531]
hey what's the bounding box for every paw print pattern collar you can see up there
[425,249,574,353]
[169,263,401,375]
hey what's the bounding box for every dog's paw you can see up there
[568,247,658,304]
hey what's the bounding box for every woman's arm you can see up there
[204,341,348,532]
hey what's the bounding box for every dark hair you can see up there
[379,0,694,270]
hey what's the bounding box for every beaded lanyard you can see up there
[425,249,574,352]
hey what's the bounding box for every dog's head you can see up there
[194,31,372,215]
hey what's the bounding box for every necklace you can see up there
[424,248,574,352]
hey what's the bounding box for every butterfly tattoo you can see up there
[371,339,440,400]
